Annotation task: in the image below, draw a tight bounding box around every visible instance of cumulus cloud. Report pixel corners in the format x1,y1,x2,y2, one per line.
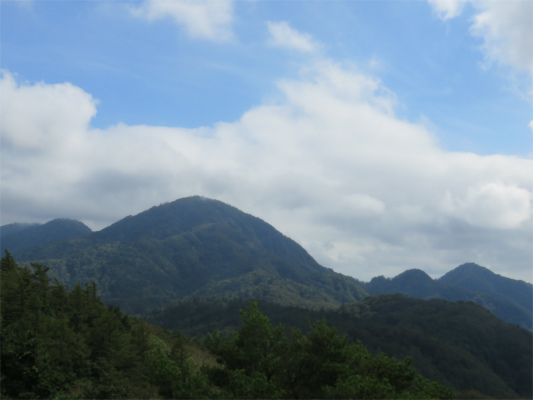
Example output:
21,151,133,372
1,65,531,282
428,0,533,77
131,0,234,41
267,21,319,53
0,72,97,150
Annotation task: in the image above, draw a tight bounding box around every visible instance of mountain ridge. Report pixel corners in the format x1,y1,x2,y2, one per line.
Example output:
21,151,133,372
11,196,366,314
5,196,531,329
1,218,92,252
364,262,532,330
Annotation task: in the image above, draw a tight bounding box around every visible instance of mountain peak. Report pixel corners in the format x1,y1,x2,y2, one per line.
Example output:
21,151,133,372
363,268,436,297
14,196,366,314
1,218,91,252
95,195,267,243
394,269,433,283
438,263,496,285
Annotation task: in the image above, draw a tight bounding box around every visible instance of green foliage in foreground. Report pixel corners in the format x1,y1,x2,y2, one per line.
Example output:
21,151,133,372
148,294,532,398
205,302,454,399
1,251,210,399
1,251,453,399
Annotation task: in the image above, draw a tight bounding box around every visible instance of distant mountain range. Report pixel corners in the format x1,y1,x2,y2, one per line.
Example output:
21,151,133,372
2,195,532,398
2,196,530,328
363,265,532,330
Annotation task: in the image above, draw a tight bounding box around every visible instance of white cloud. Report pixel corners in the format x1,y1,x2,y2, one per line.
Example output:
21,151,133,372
1,65,531,282
470,0,533,76
441,182,532,229
428,0,468,20
0,72,97,150
267,21,319,53
428,0,533,77
132,0,234,41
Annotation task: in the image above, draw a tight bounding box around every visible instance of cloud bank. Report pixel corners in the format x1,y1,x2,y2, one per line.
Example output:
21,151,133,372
1,63,531,282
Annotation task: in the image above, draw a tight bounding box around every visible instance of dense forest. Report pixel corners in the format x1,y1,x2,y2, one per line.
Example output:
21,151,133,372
1,251,454,399
146,296,532,398
2,198,532,399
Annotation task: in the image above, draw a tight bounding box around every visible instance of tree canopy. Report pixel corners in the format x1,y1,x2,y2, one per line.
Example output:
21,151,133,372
1,251,454,399
205,301,454,399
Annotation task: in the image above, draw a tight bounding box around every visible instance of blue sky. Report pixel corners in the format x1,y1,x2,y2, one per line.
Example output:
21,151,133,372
1,0,532,282
3,0,531,153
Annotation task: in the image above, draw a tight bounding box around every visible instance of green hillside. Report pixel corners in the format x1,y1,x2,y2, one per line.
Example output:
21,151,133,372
1,252,453,400
146,295,532,399
364,266,532,330
12,196,366,314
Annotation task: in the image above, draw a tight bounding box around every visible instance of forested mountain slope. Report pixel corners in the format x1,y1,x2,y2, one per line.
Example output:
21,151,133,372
7,196,531,330
146,295,532,399
1,252,454,400
0,222,40,237
439,263,532,313
11,196,366,315
1,218,91,252
363,266,532,330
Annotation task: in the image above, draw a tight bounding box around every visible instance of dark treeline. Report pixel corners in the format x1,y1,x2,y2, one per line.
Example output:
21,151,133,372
1,251,453,399
146,296,532,399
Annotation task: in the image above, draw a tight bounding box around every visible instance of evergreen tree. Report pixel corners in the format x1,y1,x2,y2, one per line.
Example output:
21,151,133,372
206,301,455,399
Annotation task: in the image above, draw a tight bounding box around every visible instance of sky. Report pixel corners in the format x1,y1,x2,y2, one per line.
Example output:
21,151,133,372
1,0,532,283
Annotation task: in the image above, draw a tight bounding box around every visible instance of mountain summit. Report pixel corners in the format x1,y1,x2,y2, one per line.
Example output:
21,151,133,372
13,196,366,314
363,263,532,330
1,218,91,252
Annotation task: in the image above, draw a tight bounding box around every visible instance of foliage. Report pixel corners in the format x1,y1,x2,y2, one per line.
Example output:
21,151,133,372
204,301,454,399
148,295,533,399
0,250,211,399
1,253,454,399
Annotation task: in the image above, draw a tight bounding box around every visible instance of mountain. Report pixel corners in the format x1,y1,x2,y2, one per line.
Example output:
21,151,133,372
363,264,532,330
12,196,367,315
1,218,92,252
0,252,455,400
364,269,439,298
6,196,532,398
146,295,532,399
438,262,532,310
0,222,40,237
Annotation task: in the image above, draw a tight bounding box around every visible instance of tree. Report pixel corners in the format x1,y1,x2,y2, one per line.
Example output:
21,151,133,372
206,301,455,399
206,301,287,398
